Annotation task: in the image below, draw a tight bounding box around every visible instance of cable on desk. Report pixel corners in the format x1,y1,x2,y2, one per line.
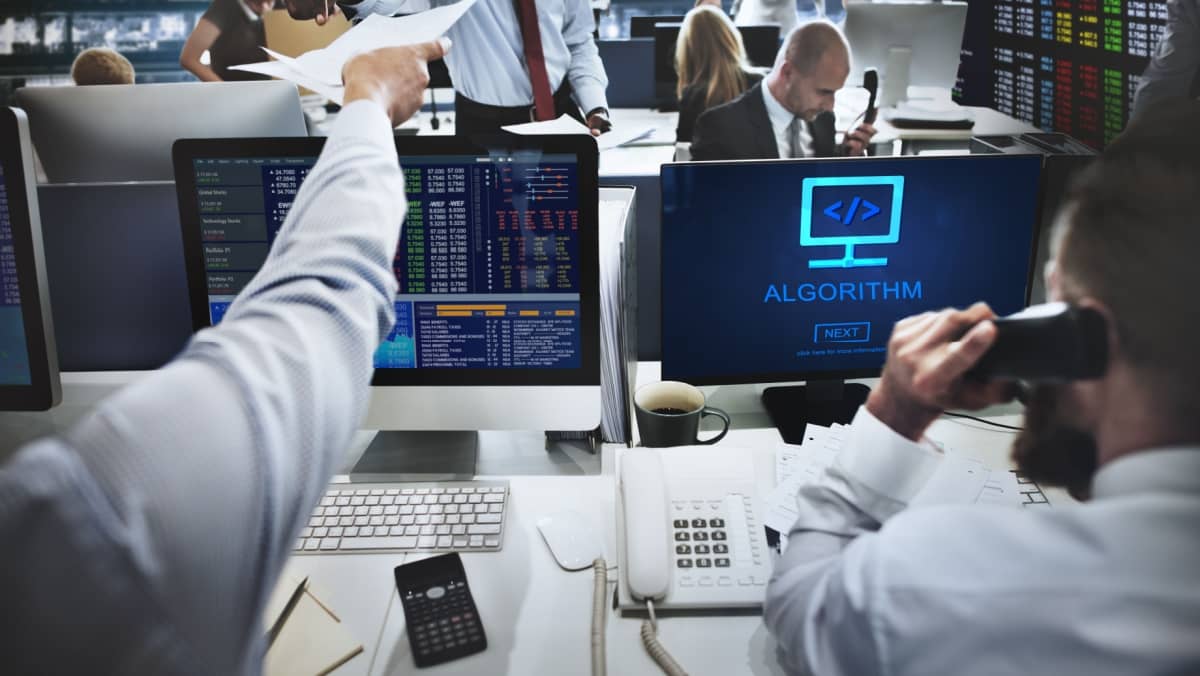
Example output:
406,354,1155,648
592,558,607,676
640,600,689,676
942,411,1024,432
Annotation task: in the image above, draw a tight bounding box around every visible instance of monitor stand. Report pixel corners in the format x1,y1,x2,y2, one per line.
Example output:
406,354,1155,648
761,380,870,444
350,431,479,482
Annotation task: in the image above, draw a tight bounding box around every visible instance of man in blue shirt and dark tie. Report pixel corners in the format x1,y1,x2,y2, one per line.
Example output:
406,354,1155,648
287,0,613,136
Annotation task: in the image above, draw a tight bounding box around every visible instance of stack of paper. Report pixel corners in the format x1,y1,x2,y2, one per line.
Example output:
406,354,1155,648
765,423,1045,538
232,0,478,104
596,188,638,443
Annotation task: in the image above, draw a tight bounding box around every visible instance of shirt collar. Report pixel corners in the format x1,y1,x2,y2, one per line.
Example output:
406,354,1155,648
761,80,796,130
1091,447,1200,499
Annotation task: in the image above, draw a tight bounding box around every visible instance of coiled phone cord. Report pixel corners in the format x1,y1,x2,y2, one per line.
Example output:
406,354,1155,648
592,558,607,676
640,600,689,676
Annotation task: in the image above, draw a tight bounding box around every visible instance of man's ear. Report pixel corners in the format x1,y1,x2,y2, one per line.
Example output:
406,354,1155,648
1074,296,1120,372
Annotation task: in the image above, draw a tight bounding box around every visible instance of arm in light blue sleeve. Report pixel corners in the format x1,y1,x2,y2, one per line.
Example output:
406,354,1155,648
58,100,406,670
562,0,609,115
763,407,942,675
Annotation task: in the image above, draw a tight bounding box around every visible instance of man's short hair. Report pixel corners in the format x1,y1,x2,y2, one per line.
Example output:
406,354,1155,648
71,48,135,86
1054,99,1200,421
780,21,849,75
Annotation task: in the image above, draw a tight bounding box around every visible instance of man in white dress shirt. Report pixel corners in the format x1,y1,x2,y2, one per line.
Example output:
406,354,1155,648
0,38,447,673
764,98,1200,675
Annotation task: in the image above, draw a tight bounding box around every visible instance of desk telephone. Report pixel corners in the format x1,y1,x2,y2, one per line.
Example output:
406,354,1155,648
617,447,772,610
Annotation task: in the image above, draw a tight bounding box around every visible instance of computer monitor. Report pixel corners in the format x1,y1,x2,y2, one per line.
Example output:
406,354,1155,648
953,0,1170,149
631,14,687,38
843,2,968,104
15,81,307,183
654,23,780,105
660,154,1042,440
37,182,192,371
0,108,59,411
174,135,601,476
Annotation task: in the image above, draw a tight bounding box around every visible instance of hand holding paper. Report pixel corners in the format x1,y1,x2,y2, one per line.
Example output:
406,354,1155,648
233,0,477,104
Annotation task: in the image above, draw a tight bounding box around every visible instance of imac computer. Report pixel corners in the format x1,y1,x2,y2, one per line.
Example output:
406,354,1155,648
843,2,968,106
174,135,601,476
0,108,59,411
653,23,780,106
660,154,1042,442
15,80,307,183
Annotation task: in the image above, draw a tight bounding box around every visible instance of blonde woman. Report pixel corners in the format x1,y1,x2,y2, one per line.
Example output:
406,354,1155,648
674,6,763,142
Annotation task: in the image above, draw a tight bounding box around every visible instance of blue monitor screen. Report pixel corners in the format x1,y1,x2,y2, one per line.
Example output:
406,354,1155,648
0,159,32,386
192,153,584,370
661,155,1042,384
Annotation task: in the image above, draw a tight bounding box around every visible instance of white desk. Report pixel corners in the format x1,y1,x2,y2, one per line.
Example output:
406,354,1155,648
281,362,1054,675
0,368,1056,674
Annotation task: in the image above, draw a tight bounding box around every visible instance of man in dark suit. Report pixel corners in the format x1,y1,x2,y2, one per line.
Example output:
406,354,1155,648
691,21,875,160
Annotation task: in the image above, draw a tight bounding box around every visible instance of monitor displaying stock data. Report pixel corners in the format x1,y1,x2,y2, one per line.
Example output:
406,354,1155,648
954,0,1169,148
175,136,600,387
0,107,59,410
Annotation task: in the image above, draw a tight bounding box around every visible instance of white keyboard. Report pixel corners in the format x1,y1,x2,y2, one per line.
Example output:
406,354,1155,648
295,481,509,554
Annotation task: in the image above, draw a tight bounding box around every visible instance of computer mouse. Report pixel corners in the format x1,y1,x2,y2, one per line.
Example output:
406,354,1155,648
536,510,604,571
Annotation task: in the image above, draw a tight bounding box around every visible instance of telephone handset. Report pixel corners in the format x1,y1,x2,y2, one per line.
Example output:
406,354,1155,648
617,447,772,611
967,302,1108,382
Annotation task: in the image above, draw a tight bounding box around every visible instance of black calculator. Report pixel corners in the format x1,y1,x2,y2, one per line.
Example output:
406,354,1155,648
394,553,487,668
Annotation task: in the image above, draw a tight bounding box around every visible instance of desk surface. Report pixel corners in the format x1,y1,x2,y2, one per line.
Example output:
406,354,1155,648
283,362,1045,675
1,379,1045,674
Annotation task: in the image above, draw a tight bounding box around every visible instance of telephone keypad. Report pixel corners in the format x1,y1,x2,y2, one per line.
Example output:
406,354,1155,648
668,496,767,589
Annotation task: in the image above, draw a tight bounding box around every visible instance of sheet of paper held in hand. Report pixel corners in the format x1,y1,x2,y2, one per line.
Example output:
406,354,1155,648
232,0,478,104
502,115,657,151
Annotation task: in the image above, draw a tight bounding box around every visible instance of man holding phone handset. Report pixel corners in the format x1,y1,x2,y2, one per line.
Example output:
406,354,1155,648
765,100,1200,674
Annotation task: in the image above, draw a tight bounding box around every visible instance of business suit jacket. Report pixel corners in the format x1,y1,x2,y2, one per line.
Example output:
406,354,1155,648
676,71,764,143
689,82,838,161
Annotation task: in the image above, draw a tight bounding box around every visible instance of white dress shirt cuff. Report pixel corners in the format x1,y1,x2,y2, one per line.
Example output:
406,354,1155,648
571,81,608,120
834,405,943,508
333,99,396,150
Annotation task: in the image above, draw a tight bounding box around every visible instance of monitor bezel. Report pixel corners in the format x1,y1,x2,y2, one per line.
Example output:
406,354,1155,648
0,107,60,411
659,153,1044,386
174,134,601,388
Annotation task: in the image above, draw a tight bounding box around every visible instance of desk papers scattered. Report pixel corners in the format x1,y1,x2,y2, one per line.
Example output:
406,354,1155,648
501,115,656,151
232,0,478,104
765,423,1043,538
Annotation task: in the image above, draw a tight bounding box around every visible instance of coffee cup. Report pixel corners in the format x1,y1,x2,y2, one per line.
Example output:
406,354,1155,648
634,381,731,448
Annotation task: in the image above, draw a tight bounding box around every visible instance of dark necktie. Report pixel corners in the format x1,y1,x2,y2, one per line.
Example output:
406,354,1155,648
788,117,804,158
513,0,556,121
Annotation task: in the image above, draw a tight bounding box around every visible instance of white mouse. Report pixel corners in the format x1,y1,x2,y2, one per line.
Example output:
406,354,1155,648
536,510,604,571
